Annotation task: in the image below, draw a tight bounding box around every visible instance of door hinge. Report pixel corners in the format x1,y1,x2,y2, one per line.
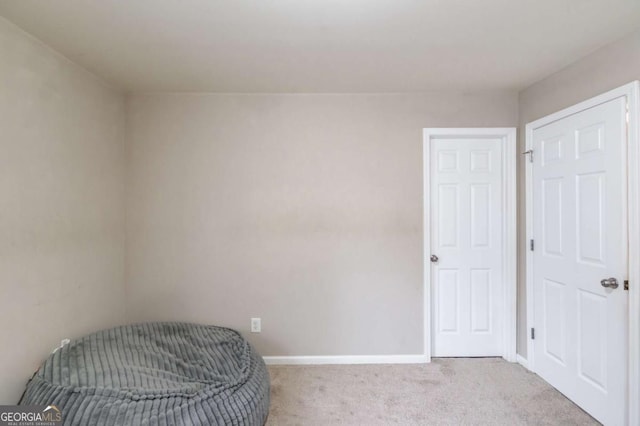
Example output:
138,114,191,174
522,150,534,163
624,280,629,291
531,328,535,340
530,239,534,251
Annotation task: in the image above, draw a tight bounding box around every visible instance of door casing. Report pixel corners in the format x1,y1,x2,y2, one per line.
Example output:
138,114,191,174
423,128,517,363
524,81,640,426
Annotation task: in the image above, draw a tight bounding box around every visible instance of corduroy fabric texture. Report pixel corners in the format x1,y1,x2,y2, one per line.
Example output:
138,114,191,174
20,322,270,425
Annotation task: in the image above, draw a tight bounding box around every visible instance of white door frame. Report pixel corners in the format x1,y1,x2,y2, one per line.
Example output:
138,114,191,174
524,81,640,425
423,128,517,363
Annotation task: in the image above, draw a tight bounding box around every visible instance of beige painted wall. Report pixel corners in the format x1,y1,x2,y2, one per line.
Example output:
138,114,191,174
516,29,640,357
0,17,126,402
126,92,518,356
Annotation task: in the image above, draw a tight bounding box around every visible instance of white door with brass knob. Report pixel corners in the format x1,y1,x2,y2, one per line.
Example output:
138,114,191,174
429,133,508,357
529,94,629,425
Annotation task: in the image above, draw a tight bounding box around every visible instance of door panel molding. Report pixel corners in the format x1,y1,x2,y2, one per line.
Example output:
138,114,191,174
525,81,640,426
422,128,517,363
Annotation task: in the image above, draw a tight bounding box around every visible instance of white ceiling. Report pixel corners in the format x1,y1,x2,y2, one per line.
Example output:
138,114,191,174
1,0,639,93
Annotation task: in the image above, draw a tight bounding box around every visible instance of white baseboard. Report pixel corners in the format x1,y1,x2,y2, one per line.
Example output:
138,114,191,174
263,354,429,365
516,354,529,370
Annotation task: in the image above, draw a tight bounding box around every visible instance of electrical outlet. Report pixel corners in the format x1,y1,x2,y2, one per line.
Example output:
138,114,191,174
51,338,70,354
251,318,261,333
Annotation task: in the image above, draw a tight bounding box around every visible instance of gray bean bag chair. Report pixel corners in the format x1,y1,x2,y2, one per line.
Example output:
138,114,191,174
20,322,270,425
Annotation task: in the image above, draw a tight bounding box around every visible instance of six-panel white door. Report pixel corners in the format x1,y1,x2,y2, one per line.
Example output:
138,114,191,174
431,137,504,356
531,97,628,425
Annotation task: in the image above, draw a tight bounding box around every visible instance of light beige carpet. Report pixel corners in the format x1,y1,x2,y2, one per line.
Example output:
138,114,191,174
267,358,598,425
